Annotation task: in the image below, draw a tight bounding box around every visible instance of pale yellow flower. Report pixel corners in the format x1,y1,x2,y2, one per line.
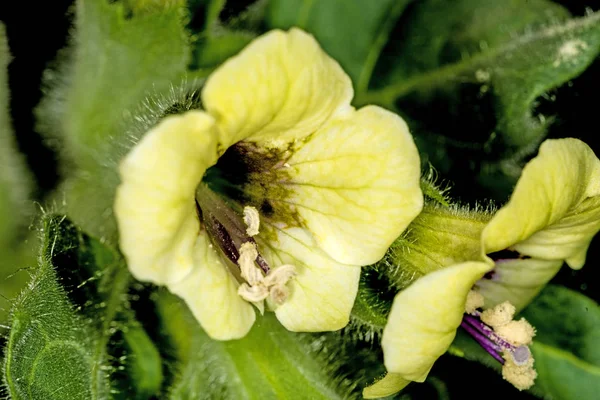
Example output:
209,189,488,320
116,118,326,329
365,138,600,397
114,29,423,340
477,138,600,309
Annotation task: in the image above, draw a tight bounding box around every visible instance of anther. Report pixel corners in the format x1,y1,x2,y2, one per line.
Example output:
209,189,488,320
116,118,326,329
238,242,263,285
243,206,260,236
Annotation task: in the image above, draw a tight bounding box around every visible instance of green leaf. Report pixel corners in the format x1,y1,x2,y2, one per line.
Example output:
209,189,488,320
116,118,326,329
266,0,414,95
190,0,265,70
37,0,194,241
191,29,255,69
2,215,161,399
154,290,352,399
523,285,600,399
356,0,600,198
3,216,108,400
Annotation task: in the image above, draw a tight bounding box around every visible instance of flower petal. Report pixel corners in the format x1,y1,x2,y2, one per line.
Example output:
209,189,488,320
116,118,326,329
115,111,219,285
285,106,423,265
258,227,361,332
475,258,562,311
363,373,410,399
382,262,491,381
483,139,600,269
202,28,353,147
169,231,256,340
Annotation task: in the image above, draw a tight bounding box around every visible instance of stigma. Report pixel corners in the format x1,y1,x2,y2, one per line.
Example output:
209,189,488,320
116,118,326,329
462,291,537,390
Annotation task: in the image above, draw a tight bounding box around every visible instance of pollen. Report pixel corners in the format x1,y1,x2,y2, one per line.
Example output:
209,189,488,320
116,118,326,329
238,282,269,303
465,290,485,314
480,301,515,328
502,353,537,391
238,242,263,285
495,319,536,346
243,206,261,236
264,264,297,305
270,284,291,305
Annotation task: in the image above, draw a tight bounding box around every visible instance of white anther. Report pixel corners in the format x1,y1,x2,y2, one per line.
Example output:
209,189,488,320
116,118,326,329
495,318,536,346
465,290,485,314
480,301,516,328
263,264,296,287
502,351,537,390
243,206,260,236
238,283,269,303
238,242,262,285
269,284,290,305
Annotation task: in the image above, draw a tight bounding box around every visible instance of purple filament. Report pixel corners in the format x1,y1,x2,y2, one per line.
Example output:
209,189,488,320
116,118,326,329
463,314,517,352
460,320,505,364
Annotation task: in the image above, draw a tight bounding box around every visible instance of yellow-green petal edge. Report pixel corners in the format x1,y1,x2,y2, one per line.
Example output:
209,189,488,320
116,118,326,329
286,106,423,266
115,111,219,285
483,138,600,269
363,373,410,399
202,28,353,147
382,262,492,382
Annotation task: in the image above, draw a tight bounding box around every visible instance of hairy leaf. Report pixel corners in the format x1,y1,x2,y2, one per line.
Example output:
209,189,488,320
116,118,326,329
37,0,193,241
2,215,161,399
357,0,600,200
154,290,352,399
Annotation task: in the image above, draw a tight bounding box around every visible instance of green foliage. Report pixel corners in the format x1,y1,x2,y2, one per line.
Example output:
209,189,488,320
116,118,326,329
155,291,352,400
2,215,160,399
37,0,193,241
524,286,600,399
266,0,414,94
357,0,600,199
3,216,110,399
190,0,263,70
3,1,600,399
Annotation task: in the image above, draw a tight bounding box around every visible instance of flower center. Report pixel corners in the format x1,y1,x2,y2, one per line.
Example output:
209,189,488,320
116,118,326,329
202,141,293,218
195,183,296,310
462,291,537,390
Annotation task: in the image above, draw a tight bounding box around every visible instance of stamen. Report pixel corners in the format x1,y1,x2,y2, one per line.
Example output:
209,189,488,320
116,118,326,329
238,242,263,286
502,353,537,390
264,264,297,305
243,206,260,236
269,284,290,305
238,283,269,302
263,264,296,287
511,345,531,366
207,215,240,265
465,290,484,314
194,184,296,308
461,301,537,390
480,301,515,328
495,319,536,346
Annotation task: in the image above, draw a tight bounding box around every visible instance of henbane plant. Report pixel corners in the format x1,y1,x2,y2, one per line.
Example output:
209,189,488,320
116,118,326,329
1,1,600,399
